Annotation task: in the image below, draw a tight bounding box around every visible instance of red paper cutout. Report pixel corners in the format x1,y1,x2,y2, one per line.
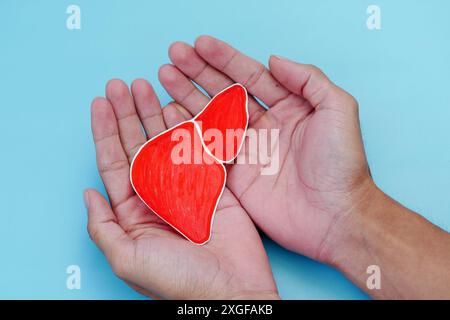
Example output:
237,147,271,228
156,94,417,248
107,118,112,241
194,84,248,162
131,121,226,244
130,84,248,244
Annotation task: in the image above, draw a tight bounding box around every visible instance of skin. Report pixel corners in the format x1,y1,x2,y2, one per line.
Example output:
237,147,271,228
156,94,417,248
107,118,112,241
86,80,278,300
87,36,450,299
159,36,369,262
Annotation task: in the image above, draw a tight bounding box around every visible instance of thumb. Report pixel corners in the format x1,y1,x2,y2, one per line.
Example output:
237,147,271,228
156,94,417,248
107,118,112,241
84,189,131,277
268,55,358,112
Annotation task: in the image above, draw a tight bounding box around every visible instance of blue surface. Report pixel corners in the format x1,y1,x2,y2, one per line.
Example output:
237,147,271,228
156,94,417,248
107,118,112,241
1,0,449,299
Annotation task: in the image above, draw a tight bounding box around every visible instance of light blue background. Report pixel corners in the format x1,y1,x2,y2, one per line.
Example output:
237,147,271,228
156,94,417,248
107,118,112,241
1,0,449,299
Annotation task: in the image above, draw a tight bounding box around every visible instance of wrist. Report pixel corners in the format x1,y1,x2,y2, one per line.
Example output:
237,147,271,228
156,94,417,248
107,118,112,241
319,179,410,298
317,174,450,299
319,178,388,269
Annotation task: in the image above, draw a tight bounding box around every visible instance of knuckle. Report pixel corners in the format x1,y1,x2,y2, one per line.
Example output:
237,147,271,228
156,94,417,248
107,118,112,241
244,63,265,89
306,64,322,75
87,223,99,243
340,89,359,108
127,143,144,158
348,94,359,108
99,159,129,174
165,101,177,109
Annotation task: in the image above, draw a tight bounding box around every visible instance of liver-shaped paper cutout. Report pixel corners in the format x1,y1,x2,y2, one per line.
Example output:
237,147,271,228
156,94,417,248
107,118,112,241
130,84,248,244
194,84,248,163
130,121,226,244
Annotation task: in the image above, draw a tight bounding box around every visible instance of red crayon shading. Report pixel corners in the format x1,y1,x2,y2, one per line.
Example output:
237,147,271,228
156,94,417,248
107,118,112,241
130,84,248,244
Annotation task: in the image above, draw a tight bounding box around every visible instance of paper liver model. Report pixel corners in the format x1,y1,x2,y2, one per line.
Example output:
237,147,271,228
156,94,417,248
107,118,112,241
130,84,248,244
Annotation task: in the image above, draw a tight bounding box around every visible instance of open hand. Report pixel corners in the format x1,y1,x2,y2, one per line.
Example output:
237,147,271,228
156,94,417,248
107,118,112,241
158,36,374,263
86,79,278,299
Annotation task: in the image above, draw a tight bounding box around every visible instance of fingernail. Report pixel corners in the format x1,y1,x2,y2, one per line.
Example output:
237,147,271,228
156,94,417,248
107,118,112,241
83,190,90,209
271,55,288,61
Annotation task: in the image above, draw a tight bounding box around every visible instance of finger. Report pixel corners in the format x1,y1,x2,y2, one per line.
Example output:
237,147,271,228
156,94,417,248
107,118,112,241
106,79,147,162
131,79,166,138
194,36,291,107
85,189,132,273
158,64,209,115
162,102,191,128
91,97,134,209
127,281,161,300
268,56,358,111
167,41,265,122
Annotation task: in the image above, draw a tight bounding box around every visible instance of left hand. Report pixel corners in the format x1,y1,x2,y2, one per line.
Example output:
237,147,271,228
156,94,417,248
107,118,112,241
158,36,373,263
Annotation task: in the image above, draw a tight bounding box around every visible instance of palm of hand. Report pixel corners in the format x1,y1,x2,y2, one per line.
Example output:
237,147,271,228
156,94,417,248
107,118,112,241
230,94,369,259
87,35,370,299
113,190,275,299
159,36,371,262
